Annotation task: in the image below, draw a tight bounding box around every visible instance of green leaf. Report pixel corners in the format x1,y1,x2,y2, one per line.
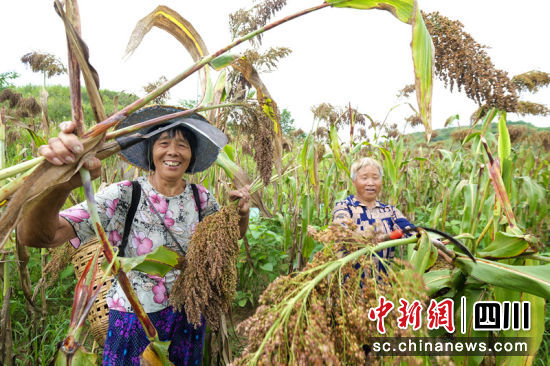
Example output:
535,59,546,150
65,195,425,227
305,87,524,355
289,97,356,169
478,231,530,259
260,262,274,272
409,230,432,274
119,246,181,277
497,111,511,163
455,257,550,300
210,53,238,70
329,125,350,177
238,298,247,307
494,283,545,365
423,269,451,296
328,0,414,23
411,7,433,141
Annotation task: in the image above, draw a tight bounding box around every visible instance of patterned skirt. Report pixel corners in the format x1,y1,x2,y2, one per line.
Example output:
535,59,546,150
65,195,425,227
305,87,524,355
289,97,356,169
102,307,205,365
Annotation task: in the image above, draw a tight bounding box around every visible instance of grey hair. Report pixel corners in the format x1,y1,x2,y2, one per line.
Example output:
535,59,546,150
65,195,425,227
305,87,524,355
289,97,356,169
350,157,383,181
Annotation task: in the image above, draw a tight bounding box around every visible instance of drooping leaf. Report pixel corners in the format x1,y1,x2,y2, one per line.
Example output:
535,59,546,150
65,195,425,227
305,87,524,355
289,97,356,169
13,121,46,146
328,0,414,23
478,231,531,259
455,256,550,300
411,5,433,141
118,246,181,277
124,5,212,103
206,69,228,123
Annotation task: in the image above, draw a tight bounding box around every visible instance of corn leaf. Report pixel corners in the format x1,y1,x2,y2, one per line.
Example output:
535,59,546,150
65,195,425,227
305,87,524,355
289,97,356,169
409,230,432,274
54,346,97,366
455,257,550,300
411,6,433,141
477,231,531,259
328,0,414,23
329,125,350,177
494,280,545,365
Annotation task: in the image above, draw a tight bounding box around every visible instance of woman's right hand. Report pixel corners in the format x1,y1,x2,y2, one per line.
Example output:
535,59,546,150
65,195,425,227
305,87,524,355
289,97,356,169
38,121,102,187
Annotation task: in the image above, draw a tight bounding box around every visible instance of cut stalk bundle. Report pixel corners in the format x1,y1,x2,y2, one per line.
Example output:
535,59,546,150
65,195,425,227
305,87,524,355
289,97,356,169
169,205,241,330
234,223,439,366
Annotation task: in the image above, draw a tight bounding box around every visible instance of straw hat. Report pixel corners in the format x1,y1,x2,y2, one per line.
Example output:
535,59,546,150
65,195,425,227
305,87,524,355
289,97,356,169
115,105,227,173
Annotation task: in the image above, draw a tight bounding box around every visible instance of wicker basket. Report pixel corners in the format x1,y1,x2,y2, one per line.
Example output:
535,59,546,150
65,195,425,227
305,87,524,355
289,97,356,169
69,238,115,347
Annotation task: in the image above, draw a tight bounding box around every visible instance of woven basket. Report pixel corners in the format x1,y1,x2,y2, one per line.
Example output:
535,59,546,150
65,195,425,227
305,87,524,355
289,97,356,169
69,238,115,347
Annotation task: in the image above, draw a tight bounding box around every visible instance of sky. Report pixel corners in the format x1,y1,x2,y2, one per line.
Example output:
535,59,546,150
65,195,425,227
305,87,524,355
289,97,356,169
1,0,548,133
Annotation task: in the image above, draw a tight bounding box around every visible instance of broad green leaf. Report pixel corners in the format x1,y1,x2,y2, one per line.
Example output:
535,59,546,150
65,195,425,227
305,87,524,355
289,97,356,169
210,53,238,70
379,147,397,184
494,281,545,366
118,246,181,277
411,7,433,141
478,231,530,259
328,0,414,23
260,262,274,272
452,287,489,366
423,269,451,296
497,111,511,163
409,230,432,274
329,125,350,177
455,257,550,300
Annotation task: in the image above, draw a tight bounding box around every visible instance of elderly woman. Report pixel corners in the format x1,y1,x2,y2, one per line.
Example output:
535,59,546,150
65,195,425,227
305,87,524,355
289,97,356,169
17,106,250,365
332,157,414,271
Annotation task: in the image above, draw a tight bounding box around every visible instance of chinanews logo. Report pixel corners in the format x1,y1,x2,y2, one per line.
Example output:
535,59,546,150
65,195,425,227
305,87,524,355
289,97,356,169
365,296,532,356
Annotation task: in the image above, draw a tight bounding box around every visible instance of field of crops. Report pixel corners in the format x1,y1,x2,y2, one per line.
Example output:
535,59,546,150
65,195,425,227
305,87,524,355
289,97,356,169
0,1,549,365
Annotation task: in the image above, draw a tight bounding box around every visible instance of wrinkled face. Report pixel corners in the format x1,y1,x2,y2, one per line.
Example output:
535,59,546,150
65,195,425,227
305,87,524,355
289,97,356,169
152,131,192,181
353,165,382,203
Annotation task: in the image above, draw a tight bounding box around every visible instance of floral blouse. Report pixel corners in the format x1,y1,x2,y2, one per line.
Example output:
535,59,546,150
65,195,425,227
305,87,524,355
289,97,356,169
60,176,219,313
332,195,414,271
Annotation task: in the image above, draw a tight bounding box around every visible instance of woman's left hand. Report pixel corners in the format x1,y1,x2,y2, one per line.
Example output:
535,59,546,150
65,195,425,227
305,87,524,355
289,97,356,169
229,185,251,216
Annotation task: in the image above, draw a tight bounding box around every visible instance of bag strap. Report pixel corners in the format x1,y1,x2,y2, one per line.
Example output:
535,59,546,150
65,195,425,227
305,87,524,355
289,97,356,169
120,180,141,256
190,183,203,222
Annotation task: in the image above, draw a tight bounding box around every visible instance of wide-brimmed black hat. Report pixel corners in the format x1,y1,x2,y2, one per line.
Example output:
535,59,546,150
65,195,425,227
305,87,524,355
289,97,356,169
115,105,227,173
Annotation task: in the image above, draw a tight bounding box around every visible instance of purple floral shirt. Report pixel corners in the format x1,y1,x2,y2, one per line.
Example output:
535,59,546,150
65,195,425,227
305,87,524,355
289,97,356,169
60,176,219,313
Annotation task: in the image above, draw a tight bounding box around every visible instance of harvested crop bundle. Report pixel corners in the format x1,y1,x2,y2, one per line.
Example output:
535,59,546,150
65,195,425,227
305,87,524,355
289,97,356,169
169,205,241,330
42,242,73,288
234,223,436,365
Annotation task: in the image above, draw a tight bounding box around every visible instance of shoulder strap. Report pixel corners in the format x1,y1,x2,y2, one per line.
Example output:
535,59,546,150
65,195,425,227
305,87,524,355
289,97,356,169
191,183,203,222
120,181,141,256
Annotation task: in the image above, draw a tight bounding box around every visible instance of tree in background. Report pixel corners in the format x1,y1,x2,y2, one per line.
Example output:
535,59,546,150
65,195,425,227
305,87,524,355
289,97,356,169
0,71,19,91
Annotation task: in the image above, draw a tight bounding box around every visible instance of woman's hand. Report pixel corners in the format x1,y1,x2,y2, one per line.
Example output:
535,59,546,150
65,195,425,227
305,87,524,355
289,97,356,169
229,184,251,216
38,121,101,189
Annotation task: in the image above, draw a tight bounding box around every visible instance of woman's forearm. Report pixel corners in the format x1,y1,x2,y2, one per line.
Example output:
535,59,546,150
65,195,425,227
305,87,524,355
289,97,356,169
16,184,74,248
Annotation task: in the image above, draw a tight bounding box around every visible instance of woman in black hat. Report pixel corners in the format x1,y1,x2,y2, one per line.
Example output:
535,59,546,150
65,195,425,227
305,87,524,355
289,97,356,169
17,106,251,365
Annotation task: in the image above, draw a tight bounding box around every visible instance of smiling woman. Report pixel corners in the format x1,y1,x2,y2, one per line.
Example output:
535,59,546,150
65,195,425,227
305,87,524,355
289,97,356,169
17,105,252,365
332,157,415,272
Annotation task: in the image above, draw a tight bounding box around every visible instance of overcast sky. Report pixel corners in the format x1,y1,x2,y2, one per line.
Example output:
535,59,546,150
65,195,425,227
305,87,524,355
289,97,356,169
1,0,548,133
